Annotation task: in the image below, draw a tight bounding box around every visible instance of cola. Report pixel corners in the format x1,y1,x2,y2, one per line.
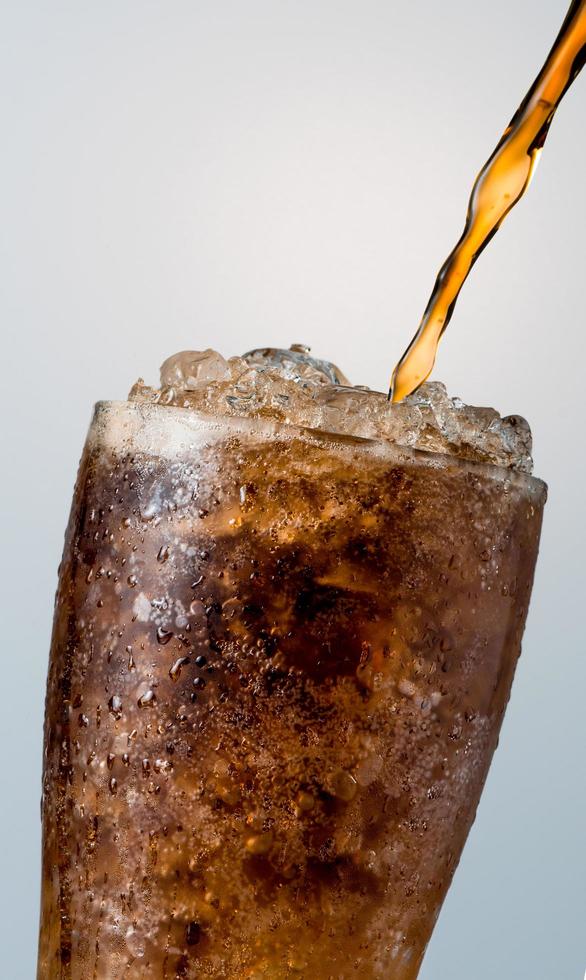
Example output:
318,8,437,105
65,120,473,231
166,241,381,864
38,353,545,978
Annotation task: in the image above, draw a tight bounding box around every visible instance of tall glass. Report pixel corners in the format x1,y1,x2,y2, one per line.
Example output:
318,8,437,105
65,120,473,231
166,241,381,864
38,400,545,979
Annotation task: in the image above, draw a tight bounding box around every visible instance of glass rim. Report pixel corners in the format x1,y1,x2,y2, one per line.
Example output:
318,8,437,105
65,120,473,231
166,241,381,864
89,399,547,497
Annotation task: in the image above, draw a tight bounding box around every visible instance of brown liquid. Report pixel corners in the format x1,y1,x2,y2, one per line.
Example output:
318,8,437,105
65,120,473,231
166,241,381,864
390,0,586,403
38,402,544,978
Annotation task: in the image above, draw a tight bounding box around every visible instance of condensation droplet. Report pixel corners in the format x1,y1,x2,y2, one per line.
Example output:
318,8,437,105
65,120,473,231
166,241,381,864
108,695,122,719
328,770,358,802
137,689,157,709
153,758,173,774
185,921,201,946
169,656,190,682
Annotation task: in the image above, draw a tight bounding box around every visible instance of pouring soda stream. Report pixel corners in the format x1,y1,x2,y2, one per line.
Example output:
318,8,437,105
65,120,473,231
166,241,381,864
390,0,586,403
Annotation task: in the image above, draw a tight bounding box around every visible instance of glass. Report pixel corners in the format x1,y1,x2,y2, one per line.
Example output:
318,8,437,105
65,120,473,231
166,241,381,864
37,399,545,979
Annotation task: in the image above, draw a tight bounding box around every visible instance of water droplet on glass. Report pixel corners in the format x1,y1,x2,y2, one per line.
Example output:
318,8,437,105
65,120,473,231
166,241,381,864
153,758,173,774
185,921,201,946
137,689,157,708
169,656,190,682
108,694,122,719
328,770,358,802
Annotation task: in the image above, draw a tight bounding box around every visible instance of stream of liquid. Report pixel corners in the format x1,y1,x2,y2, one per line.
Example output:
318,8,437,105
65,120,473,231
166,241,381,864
390,0,586,403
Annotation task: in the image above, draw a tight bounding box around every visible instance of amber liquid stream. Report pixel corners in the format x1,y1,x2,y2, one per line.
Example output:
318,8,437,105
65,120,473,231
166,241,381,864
390,0,586,402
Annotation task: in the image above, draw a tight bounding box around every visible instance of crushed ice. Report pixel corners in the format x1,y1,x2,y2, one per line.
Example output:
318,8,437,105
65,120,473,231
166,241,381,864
129,346,533,473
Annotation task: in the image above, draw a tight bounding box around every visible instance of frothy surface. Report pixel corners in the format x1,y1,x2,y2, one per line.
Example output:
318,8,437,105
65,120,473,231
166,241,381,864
129,346,533,473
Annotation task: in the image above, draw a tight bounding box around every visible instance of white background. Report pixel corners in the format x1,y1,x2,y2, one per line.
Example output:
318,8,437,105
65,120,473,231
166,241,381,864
1,1,584,976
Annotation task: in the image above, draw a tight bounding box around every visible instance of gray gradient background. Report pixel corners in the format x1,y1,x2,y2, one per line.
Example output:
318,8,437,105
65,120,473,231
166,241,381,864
1,2,584,977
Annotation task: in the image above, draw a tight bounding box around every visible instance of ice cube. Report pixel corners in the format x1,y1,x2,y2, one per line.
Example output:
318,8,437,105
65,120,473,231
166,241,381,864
160,350,231,390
